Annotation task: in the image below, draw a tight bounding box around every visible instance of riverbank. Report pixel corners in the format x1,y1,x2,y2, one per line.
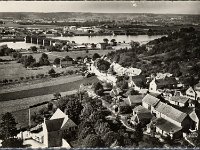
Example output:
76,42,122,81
0,37,24,43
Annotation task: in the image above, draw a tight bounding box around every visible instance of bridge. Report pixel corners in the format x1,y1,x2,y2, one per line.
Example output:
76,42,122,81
25,35,68,46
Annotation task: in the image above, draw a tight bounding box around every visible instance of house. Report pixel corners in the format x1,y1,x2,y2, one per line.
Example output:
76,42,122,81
186,85,200,101
125,95,144,107
142,94,160,113
130,105,153,126
96,43,108,50
149,77,178,93
154,102,191,130
53,58,74,68
188,108,200,131
43,108,77,148
146,101,193,139
153,118,183,139
124,68,142,77
168,96,189,107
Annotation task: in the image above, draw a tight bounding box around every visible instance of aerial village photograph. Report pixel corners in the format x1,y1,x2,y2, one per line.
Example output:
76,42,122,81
0,0,200,148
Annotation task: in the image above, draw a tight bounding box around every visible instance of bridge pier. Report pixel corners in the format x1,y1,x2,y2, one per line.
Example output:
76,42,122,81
25,36,32,43
32,37,37,44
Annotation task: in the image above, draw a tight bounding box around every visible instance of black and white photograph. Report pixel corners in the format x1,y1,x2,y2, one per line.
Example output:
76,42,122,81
0,0,200,148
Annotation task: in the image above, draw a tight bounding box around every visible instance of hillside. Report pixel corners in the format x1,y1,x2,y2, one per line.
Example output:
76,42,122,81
0,12,200,23
107,27,200,87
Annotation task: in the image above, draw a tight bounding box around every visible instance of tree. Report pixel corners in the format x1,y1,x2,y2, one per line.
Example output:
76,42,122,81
39,53,50,66
102,131,120,147
92,53,101,61
111,39,116,43
131,124,143,144
48,68,56,77
93,82,104,96
82,134,104,148
30,46,37,53
64,97,83,124
54,58,60,65
0,112,18,140
103,38,109,43
78,120,94,140
53,92,61,99
1,138,24,148
94,120,111,137
96,59,111,72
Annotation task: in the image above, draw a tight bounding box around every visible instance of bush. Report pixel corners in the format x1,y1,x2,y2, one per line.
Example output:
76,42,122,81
39,74,44,78
48,68,56,75
1,138,24,148
20,77,24,80
36,75,40,79
26,77,30,80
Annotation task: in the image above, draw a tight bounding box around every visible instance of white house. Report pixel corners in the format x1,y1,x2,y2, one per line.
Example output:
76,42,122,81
149,77,178,93
186,86,200,101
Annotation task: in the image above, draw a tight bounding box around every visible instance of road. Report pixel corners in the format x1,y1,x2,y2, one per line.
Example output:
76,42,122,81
0,76,98,101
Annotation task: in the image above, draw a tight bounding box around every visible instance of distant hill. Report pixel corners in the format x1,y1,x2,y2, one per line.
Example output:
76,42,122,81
106,27,200,87
0,12,199,23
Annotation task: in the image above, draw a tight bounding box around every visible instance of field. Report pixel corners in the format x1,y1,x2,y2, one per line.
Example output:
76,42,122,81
0,75,82,93
0,75,98,101
0,75,99,128
30,49,115,62
0,90,77,128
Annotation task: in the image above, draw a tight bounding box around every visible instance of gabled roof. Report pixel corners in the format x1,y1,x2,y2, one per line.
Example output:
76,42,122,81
49,108,77,130
142,94,160,107
155,102,187,123
170,96,189,104
50,108,67,120
132,105,153,120
61,118,77,130
45,118,64,132
133,105,151,114
128,95,144,104
154,118,182,134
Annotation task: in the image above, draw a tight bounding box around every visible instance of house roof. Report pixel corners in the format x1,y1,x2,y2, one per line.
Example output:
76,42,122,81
142,94,160,107
50,108,67,120
45,118,64,132
61,118,77,130
155,102,187,123
170,96,189,104
128,95,144,104
133,105,151,114
49,108,77,131
132,105,153,120
154,118,182,134
189,108,200,123
155,77,177,87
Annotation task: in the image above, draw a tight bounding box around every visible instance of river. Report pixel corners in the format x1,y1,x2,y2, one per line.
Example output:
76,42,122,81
0,35,164,49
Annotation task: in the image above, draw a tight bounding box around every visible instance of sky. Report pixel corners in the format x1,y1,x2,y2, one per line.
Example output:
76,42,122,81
0,1,199,14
